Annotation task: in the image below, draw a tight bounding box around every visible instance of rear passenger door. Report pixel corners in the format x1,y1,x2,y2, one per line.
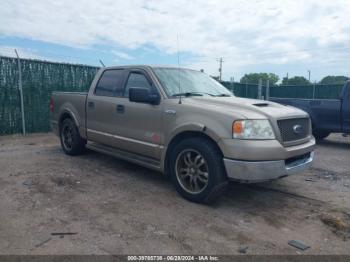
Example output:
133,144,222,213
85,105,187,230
86,69,126,145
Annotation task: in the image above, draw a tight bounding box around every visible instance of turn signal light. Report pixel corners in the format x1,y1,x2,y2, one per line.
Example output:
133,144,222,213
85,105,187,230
232,121,243,134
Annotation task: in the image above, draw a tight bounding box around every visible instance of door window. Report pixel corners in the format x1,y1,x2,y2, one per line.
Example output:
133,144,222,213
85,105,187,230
95,69,124,97
124,72,153,97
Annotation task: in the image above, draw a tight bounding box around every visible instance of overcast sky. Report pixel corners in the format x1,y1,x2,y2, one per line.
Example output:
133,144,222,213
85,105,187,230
0,0,349,82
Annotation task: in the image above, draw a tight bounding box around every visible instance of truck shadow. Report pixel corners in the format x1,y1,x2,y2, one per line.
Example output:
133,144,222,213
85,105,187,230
83,148,295,214
83,148,168,183
317,138,350,150
72,148,315,232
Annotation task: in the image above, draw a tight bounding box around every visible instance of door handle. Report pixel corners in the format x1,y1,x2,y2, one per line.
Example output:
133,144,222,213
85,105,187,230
88,101,95,109
116,104,125,113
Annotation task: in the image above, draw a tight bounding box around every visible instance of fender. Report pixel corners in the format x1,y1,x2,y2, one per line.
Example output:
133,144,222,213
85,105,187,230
59,108,79,126
160,122,223,172
166,122,221,145
59,107,88,139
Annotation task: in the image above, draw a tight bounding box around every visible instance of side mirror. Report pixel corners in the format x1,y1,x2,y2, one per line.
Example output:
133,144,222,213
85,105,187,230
129,87,160,105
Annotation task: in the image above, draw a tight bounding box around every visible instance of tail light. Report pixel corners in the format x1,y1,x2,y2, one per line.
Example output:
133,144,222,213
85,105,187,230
49,97,54,112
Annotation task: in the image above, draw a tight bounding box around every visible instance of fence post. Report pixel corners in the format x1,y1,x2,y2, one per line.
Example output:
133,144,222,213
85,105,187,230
14,49,26,135
245,79,248,97
312,81,316,99
266,79,270,100
258,78,262,99
230,77,234,94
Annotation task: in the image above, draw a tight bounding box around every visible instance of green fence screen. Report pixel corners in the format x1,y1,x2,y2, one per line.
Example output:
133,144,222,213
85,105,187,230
0,55,345,135
0,56,98,135
269,84,343,99
221,81,343,99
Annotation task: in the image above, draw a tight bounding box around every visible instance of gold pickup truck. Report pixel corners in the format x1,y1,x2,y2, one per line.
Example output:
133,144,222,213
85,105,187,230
50,65,315,203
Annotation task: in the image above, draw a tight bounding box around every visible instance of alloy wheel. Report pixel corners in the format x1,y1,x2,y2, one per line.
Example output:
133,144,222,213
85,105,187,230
175,149,209,194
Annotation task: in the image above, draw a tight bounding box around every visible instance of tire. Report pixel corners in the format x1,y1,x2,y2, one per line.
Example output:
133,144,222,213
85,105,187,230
59,118,86,156
313,130,330,141
168,137,228,203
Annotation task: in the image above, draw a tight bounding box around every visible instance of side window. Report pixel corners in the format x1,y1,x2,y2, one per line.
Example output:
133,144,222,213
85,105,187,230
95,69,124,97
124,72,153,97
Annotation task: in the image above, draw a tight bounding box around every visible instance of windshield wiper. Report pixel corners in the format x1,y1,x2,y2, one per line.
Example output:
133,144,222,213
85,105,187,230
214,94,231,97
172,92,204,97
171,91,230,97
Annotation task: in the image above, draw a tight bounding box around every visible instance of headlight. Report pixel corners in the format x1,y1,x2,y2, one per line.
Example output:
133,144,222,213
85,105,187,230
232,119,275,139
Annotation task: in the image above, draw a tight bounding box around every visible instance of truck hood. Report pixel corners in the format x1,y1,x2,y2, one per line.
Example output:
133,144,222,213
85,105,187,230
185,96,309,119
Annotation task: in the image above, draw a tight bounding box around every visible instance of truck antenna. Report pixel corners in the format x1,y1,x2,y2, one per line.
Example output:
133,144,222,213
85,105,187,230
177,34,182,104
99,59,106,67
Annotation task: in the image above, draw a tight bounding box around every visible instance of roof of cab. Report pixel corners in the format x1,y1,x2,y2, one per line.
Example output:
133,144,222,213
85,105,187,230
101,65,198,71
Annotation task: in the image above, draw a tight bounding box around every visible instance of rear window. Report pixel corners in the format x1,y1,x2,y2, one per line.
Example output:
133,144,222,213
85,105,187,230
95,69,124,97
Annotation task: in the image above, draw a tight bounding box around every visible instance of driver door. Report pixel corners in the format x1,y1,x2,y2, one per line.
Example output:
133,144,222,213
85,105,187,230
110,69,163,160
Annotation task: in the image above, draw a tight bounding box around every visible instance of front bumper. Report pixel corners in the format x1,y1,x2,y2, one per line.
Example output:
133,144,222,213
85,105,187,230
223,151,314,183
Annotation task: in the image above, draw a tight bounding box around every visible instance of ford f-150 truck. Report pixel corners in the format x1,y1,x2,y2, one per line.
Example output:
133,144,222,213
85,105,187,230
271,81,350,140
50,65,315,203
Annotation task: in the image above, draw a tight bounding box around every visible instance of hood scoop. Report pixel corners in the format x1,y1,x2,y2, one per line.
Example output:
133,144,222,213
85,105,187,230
253,103,270,107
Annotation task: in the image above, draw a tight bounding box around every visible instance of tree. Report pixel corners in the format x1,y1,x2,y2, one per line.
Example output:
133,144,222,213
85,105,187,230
281,76,311,85
319,76,349,85
240,73,279,85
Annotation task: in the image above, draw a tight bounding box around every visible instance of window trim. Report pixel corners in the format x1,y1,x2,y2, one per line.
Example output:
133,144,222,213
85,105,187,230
94,69,126,97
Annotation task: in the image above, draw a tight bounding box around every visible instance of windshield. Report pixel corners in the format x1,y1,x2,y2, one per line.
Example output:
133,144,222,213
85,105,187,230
153,68,232,97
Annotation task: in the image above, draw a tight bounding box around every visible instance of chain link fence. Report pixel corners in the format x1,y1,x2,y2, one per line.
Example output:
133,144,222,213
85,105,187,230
0,55,345,135
221,81,343,99
0,56,98,135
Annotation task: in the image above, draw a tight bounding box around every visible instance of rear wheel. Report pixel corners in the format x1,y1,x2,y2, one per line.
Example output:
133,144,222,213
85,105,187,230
169,137,228,203
60,118,86,155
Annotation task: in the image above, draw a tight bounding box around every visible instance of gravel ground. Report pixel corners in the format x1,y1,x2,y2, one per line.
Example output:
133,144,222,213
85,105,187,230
0,133,349,255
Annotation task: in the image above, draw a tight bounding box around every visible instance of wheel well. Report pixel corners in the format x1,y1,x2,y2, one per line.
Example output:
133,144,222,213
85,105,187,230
59,112,73,131
164,131,223,176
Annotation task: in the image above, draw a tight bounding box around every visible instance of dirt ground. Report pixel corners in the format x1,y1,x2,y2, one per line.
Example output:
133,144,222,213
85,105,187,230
0,133,349,255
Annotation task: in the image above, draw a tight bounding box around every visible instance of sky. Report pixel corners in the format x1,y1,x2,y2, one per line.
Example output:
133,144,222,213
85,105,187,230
0,0,349,82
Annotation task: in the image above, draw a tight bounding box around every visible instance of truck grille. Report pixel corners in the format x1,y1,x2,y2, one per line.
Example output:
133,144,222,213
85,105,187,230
277,118,310,142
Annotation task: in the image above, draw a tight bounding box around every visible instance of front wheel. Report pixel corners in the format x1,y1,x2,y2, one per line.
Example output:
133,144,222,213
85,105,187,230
168,137,228,203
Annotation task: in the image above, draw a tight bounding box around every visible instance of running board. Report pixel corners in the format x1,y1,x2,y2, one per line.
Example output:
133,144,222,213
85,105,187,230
86,142,161,171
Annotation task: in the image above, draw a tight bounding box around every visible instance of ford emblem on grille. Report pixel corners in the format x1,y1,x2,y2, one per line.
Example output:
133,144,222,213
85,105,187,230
293,124,303,134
